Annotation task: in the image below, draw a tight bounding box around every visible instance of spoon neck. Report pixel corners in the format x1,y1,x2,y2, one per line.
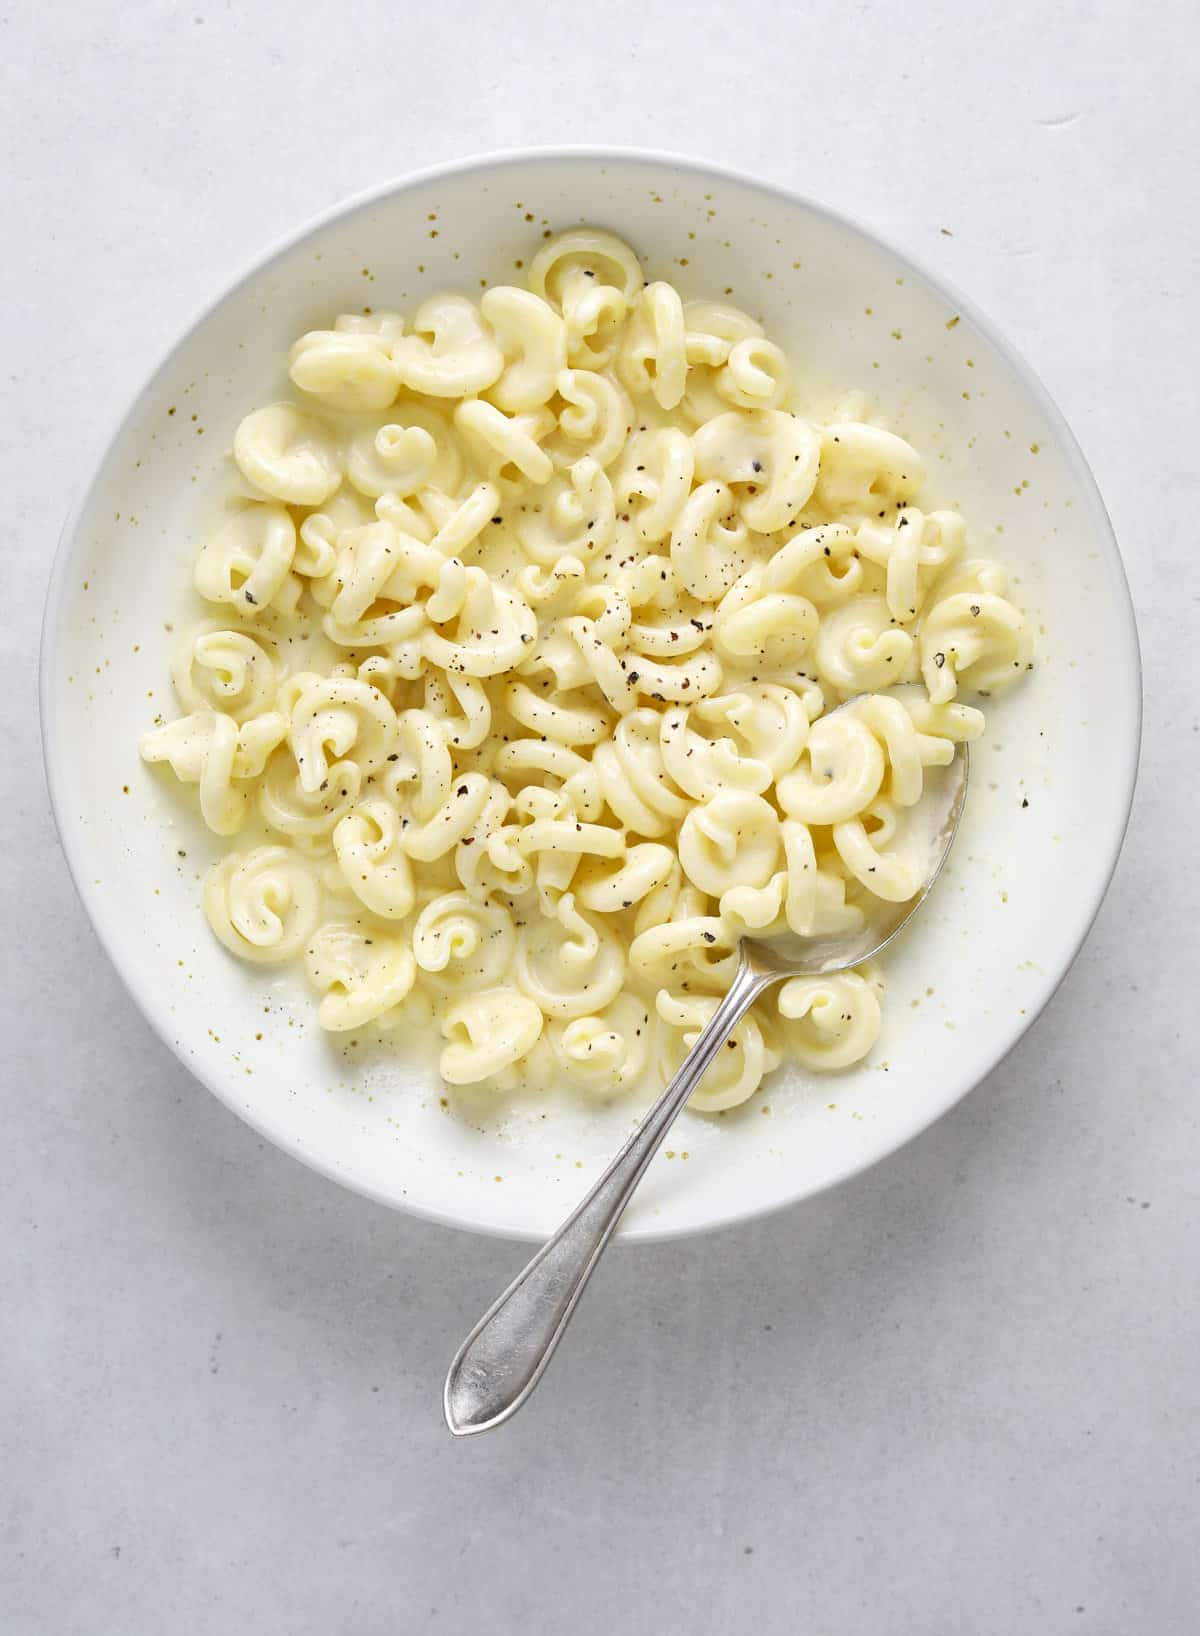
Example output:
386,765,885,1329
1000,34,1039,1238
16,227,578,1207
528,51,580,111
726,949,782,1007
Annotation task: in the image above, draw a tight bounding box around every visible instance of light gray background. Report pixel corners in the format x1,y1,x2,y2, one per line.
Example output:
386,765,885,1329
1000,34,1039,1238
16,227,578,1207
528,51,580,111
3,3,1196,1632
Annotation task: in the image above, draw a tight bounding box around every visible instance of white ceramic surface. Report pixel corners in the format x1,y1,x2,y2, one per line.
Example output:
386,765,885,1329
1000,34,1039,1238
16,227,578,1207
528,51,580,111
40,149,1140,1243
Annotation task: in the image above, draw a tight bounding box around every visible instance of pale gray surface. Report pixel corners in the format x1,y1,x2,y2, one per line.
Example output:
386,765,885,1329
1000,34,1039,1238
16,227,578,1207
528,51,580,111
2,2,1197,1631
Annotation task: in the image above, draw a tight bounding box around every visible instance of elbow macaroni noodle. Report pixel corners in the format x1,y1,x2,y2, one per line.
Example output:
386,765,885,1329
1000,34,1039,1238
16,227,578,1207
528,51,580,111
140,231,1032,1112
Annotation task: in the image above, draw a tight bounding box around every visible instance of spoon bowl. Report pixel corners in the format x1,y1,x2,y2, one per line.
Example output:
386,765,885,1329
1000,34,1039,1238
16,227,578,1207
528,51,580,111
444,734,970,1437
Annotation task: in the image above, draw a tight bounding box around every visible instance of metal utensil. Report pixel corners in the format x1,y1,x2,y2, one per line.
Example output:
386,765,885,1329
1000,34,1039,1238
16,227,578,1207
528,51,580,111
444,731,969,1437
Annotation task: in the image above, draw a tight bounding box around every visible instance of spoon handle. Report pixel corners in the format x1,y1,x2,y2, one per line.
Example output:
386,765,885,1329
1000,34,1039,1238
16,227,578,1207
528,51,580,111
444,954,772,1436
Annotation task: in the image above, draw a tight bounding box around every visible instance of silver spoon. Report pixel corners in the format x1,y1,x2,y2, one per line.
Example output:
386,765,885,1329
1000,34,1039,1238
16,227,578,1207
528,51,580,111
444,729,969,1437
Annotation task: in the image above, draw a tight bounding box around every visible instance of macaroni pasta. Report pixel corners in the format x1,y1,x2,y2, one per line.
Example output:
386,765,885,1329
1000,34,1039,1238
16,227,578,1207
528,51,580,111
140,231,1032,1112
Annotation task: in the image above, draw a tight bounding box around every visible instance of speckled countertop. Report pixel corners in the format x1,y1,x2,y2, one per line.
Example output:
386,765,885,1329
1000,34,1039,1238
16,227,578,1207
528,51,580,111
3,3,1197,1632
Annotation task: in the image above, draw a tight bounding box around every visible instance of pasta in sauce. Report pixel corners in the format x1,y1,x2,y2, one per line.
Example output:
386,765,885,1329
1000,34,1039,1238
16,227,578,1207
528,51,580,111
140,230,1032,1111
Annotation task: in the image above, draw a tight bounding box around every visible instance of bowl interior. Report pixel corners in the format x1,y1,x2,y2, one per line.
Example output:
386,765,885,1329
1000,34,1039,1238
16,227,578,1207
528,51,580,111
42,152,1139,1240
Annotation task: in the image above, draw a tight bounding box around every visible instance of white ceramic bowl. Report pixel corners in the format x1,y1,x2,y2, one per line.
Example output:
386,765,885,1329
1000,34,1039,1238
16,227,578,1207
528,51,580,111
41,149,1140,1242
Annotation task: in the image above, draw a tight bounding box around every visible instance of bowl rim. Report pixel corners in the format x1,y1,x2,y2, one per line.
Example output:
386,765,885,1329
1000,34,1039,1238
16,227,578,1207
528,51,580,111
39,144,1143,1244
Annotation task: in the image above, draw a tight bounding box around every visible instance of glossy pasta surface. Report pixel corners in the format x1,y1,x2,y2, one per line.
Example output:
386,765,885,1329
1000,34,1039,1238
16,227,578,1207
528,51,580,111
140,231,1032,1110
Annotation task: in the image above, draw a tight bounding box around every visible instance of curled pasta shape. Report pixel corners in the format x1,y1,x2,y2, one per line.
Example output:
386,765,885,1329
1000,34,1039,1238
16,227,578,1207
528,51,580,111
423,668,492,751
373,490,436,546
630,849,683,930
717,337,791,410
351,653,412,709
678,791,782,899
351,404,462,500
678,366,728,428
506,787,583,908
431,482,506,558
454,398,555,490
529,228,644,309
919,566,1033,701
618,281,688,409
439,988,544,1086
515,456,615,564
259,747,363,838
680,300,765,423
204,845,319,964
631,898,736,989
516,554,586,612
514,806,625,864
606,551,683,614
412,891,517,991
397,772,497,863
529,231,643,369
564,284,629,369
659,704,770,799
702,684,814,775
222,712,289,781
762,523,859,602
421,563,537,678
387,709,493,860
626,595,711,659
304,923,416,1030
852,692,954,806
683,299,764,366
712,565,819,669
345,419,438,500
505,680,612,746
692,409,820,533
777,709,886,824
573,842,677,913
544,368,632,470
481,286,567,412
515,893,625,1018
593,708,689,836
303,494,381,609
814,595,915,695
778,967,883,1068
615,427,694,545
832,798,929,902
656,991,781,1113
288,677,396,794
719,870,790,934
854,507,964,622
438,777,507,894
171,627,277,723
194,504,297,615
555,613,629,706
571,614,723,713
815,423,925,517
293,514,339,584
233,403,342,506
661,681,812,801
332,800,415,918
780,820,866,939
902,695,986,743
288,328,399,411
139,709,283,835
318,524,429,650
495,734,592,794
671,480,751,601
471,822,535,901
391,294,503,397
548,994,652,1096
